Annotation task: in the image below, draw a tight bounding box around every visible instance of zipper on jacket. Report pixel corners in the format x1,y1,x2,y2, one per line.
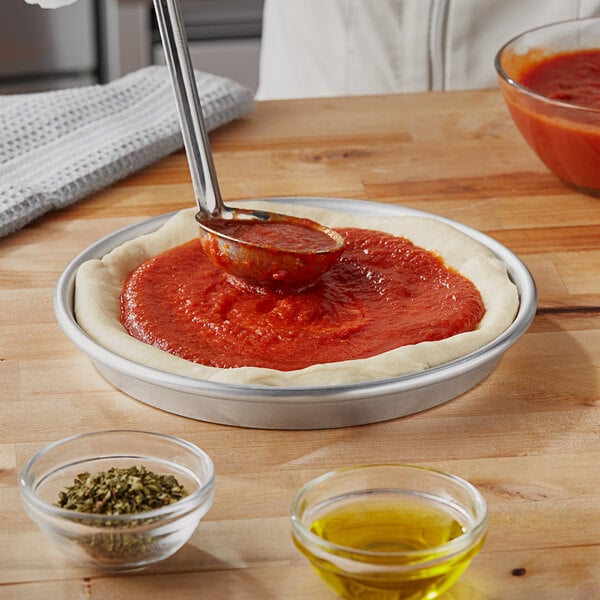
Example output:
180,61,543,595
428,0,450,90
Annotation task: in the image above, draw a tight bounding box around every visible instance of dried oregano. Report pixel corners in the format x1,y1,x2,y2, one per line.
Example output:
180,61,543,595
56,465,188,515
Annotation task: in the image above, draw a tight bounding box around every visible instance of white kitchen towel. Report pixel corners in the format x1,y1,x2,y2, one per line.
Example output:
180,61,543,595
0,66,254,238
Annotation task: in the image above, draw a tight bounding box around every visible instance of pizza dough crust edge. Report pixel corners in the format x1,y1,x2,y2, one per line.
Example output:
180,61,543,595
74,202,520,387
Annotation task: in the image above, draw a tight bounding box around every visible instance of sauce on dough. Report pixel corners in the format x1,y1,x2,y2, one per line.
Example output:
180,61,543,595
120,228,485,371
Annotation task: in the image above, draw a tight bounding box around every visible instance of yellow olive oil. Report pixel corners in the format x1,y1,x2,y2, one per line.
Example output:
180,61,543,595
294,491,484,600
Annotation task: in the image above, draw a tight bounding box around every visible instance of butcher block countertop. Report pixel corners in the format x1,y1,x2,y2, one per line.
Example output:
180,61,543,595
1,90,599,599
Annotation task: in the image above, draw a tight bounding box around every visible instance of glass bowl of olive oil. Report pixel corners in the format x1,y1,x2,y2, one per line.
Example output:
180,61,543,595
290,464,487,600
19,430,215,572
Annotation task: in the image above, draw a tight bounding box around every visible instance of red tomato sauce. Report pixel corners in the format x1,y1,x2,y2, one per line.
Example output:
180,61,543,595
519,49,600,108
502,48,600,192
207,219,338,252
120,228,485,371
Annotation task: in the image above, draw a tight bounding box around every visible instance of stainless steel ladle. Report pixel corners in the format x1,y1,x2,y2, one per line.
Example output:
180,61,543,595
153,0,344,289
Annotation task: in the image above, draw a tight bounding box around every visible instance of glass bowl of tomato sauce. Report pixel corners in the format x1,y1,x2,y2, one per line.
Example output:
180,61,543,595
496,18,600,196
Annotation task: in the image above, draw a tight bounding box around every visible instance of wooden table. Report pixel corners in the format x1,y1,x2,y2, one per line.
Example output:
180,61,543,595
2,90,599,599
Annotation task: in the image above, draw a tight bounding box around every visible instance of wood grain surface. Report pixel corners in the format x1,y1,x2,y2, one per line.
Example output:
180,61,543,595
1,90,599,599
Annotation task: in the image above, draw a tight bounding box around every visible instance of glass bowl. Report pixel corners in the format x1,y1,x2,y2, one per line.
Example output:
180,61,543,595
19,430,215,572
496,18,600,196
290,464,488,600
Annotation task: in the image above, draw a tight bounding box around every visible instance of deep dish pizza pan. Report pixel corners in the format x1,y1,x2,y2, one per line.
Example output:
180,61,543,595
54,197,537,429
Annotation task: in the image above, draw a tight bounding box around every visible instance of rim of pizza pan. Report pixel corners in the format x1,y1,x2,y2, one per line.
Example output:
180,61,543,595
53,197,537,402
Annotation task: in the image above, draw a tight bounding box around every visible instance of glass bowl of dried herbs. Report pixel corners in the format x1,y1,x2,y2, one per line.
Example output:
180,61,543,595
18,430,215,572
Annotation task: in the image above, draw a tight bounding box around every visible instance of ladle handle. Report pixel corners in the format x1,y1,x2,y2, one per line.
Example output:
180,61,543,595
153,0,224,217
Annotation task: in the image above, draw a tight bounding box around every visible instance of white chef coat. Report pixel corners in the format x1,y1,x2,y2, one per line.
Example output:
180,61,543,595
256,0,600,99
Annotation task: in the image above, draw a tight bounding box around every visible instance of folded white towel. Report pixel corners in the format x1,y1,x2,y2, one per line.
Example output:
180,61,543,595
0,66,254,238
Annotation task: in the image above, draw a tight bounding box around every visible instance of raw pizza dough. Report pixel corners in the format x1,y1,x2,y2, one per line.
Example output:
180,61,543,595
75,201,519,387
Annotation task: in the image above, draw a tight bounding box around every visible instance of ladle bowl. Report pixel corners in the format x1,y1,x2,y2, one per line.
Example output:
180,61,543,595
196,207,345,289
